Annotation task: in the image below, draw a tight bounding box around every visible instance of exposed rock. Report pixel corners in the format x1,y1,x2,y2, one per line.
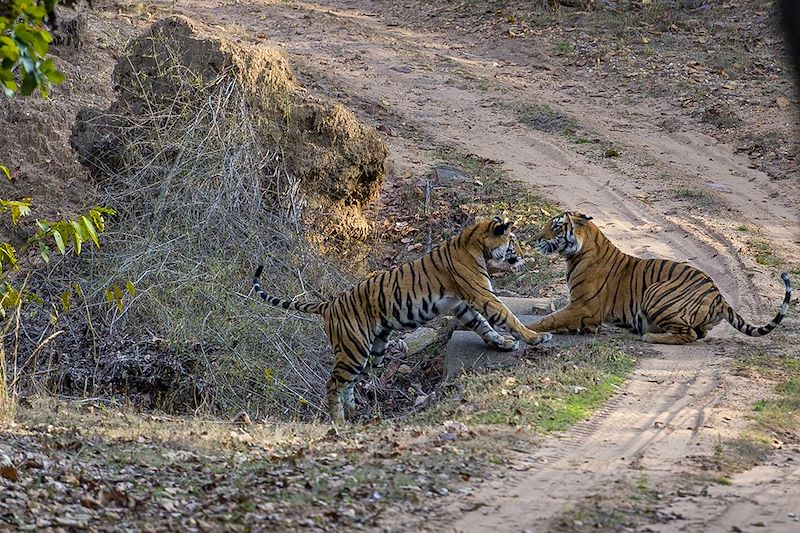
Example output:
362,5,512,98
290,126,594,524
403,327,439,356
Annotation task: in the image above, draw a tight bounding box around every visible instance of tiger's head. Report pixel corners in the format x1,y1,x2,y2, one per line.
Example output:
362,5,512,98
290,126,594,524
478,217,523,266
534,211,594,257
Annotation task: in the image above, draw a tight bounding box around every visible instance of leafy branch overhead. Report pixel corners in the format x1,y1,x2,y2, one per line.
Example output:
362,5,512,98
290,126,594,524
0,0,64,97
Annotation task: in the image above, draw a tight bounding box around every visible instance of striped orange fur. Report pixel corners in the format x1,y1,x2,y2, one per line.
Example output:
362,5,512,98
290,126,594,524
528,212,791,344
253,218,551,422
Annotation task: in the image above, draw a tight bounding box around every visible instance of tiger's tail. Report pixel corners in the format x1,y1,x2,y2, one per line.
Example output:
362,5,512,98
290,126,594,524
726,272,792,337
252,265,329,315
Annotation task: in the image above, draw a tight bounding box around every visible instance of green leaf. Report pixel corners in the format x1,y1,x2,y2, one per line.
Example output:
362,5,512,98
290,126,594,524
60,290,71,312
89,206,115,232
45,68,64,84
80,215,99,248
1,198,32,224
69,220,84,255
0,36,19,62
52,229,66,254
0,243,18,269
27,292,44,306
29,31,50,57
39,57,63,84
10,201,31,224
23,5,48,22
125,280,135,296
0,282,21,314
38,240,49,263
20,70,37,96
2,82,17,97
0,165,10,181
70,219,88,239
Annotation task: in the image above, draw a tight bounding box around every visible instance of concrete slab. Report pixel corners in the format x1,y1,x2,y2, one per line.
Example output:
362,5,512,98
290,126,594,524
498,296,555,317
444,314,601,379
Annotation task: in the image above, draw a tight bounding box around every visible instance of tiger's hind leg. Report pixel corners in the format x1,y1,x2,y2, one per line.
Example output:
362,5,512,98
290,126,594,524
326,333,372,423
453,302,519,351
327,366,366,422
639,281,706,345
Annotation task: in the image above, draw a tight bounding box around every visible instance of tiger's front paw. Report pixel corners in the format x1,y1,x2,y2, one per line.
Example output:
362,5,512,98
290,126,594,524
494,335,520,352
529,332,552,345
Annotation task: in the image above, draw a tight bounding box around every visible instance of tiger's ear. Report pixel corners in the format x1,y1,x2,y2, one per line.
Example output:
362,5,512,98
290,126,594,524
493,219,512,236
573,212,593,225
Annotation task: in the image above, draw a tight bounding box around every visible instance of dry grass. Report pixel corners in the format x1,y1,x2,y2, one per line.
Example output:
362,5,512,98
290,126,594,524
12,50,354,421
0,319,16,423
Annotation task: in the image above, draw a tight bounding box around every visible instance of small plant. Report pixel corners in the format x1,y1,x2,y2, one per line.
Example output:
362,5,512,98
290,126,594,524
0,200,115,317
748,240,783,268
713,443,724,461
516,103,577,134
0,172,117,421
674,189,704,198
554,41,574,56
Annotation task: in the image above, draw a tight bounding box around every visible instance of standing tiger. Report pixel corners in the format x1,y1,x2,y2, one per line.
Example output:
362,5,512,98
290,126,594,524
252,217,552,422
527,212,792,344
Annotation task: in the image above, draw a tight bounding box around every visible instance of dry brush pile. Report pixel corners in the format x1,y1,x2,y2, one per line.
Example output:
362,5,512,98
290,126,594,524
12,16,389,420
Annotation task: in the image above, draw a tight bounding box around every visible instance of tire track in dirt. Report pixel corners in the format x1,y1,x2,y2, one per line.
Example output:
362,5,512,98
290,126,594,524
442,337,800,533
158,2,799,530
443,348,725,531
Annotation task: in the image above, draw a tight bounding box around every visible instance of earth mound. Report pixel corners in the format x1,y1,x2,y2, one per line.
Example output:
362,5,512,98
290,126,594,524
72,15,387,245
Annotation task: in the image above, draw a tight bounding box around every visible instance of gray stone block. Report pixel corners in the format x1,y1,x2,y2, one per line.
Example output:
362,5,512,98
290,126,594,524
444,314,597,379
498,296,556,317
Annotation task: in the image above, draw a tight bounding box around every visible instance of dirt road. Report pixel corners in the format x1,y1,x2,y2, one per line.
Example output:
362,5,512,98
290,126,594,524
155,1,800,530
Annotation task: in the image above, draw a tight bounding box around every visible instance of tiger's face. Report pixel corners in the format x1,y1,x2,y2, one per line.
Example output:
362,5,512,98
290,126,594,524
504,232,524,266
481,217,521,264
534,212,593,257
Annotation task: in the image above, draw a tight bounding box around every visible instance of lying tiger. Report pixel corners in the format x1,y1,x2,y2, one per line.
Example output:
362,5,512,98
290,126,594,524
528,211,792,344
253,217,552,422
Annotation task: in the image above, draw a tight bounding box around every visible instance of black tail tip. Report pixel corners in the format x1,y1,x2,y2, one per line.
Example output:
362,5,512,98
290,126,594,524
254,265,264,279
781,271,791,285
